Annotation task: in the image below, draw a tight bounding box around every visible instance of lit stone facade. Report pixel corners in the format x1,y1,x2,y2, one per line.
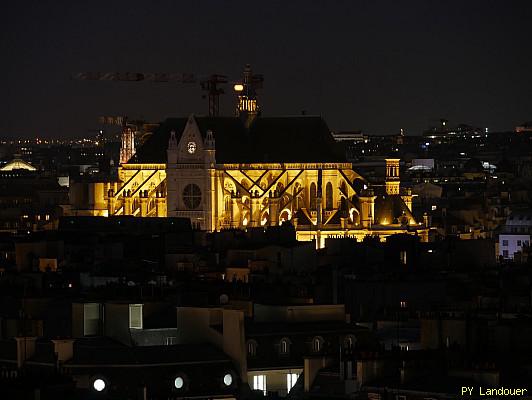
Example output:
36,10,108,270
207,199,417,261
71,115,429,247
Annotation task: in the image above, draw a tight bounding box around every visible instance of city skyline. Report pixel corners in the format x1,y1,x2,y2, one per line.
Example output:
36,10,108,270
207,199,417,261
2,0,532,138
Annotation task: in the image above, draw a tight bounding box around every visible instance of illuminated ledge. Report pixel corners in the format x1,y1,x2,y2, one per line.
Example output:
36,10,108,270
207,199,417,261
221,162,353,170
121,163,166,170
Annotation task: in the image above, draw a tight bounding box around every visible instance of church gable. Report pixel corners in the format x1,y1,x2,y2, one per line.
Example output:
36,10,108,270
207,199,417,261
177,115,204,163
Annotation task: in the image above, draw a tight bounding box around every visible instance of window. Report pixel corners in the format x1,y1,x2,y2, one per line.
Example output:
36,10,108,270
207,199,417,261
344,335,355,352
182,184,202,209
83,303,101,336
129,304,143,329
280,338,290,355
325,182,333,210
503,250,509,258
166,337,177,345
502,240,508,246
253,374,266,395
399,251,407,265
517,240,522,246
312,336,323,353
247,340,257,357
309,183,317,210
286,373,299,393
400,300,408,308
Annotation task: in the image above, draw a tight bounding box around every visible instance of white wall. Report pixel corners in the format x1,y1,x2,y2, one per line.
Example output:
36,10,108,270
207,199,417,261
499,234,530,259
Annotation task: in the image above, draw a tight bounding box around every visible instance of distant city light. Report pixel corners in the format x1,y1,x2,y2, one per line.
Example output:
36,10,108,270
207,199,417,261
174,376,184,389
93,378,106,392
223,373,233,386
234,84,244,92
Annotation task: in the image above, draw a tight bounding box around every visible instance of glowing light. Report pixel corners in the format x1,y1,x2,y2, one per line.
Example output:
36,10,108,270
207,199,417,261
242,217,248,226
233,84,244,92
93,379,106,392
174,377,184,389
223,373,233,386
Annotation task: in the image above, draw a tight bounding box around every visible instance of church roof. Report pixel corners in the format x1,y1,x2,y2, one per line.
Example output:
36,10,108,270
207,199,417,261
374,195,416,225
132,115,344,164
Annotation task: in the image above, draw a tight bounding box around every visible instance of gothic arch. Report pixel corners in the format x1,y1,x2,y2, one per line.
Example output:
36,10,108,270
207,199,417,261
325,182,333,210
309,182,317,210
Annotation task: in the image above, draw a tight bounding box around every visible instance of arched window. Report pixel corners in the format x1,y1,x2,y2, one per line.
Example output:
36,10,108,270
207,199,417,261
340,181,347,196
279,338,291,355
312,336,324,353
310,183,317,210
224,196,231,213
344,335,355,352
325,182,333,210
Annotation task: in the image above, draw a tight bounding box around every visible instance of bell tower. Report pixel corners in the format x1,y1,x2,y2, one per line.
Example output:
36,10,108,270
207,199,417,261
385,158,400,195
119,125,136,164
234,64,263,128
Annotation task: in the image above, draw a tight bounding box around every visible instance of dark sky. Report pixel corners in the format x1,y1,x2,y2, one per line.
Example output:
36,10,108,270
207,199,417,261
2,0,532,137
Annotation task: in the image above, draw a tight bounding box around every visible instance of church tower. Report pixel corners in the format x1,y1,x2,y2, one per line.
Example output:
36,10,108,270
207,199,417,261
119,125,136,164
234,64,263,128
385,158,400,195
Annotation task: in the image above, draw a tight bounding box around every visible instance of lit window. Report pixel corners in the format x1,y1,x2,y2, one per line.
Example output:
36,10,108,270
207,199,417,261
400,301,408,308
253,375,266,395
286,373,299,393
129,304,143,329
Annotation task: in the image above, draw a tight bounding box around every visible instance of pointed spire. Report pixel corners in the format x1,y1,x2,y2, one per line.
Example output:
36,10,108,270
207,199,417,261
205,129,215,149
168,130,177,149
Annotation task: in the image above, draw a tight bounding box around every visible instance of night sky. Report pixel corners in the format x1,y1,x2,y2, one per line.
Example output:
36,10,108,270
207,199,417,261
2,0,532,138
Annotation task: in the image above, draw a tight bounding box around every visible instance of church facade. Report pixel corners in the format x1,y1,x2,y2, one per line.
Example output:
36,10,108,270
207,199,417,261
70,115,429,247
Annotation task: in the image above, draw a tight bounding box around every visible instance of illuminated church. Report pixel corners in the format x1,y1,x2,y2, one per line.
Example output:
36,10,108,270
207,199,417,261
70,71,429,247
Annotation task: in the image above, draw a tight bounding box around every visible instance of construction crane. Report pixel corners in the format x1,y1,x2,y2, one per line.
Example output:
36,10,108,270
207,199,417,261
73,71,227,117
72,65,263,118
